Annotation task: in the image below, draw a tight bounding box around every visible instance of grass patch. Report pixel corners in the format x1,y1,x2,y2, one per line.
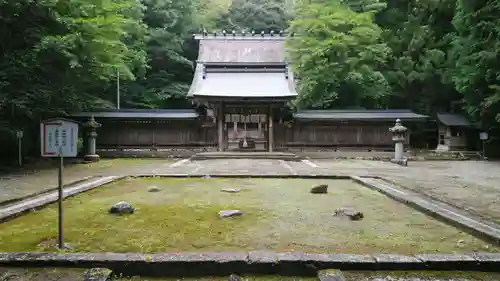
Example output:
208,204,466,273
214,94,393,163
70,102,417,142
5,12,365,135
118,272,500,281
0,178,498,254
120,276,315,281
0,267,85,281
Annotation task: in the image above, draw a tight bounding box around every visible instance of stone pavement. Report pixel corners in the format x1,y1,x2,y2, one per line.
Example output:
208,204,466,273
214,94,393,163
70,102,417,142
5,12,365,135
1,158,500,224
0,159,173,203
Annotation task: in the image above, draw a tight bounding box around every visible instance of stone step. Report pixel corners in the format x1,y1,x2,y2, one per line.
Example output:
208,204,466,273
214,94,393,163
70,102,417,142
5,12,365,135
191,151,302,161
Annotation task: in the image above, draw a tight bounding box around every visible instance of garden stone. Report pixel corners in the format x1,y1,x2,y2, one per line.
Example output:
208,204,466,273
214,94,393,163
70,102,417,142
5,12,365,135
221,188,240,193
333,207,364,221
219,210,243,218
148,186,160,192
109,201,135,215
228,274,243,281
318,270,345,281
311,184,328,194
83,268,112,281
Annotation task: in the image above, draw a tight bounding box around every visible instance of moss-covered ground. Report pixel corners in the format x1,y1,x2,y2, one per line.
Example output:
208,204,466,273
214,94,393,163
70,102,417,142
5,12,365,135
343,271,500,281
0,267,85,281
0,178,497,254
120,276,315,281
118,272,500,281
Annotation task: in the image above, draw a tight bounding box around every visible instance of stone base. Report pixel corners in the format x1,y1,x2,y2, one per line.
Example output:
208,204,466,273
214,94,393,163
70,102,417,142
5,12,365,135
83,154,100,162
390,158,408,166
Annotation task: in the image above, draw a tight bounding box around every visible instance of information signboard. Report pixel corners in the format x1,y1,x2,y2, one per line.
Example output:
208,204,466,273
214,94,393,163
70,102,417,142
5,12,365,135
480,132,489,140
40,119,79,157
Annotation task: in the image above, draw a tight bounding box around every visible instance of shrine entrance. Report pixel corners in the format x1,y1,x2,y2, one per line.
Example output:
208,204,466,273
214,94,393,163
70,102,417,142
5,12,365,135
225,112,267,151
223,104,270,151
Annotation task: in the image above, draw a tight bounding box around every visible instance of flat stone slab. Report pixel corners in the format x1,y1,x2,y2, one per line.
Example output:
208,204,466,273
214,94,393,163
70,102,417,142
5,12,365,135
415,254,476,262
277,252,332,262
373,254,424,270
247,251,278,263
329,254,377,264
0,176,122,221
415,254,478,270
152,252,248,263
470,252,500,262
373,254,422,263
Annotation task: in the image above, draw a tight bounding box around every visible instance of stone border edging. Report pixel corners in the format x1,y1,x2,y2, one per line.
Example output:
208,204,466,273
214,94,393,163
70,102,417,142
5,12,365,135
0,252,499,277
133,174,352,179
352,176,500,245
0,176,97,207
0,176,124,222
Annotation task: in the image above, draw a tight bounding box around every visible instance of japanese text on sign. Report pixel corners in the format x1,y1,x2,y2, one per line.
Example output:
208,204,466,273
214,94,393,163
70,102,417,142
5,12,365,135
40,119,79,158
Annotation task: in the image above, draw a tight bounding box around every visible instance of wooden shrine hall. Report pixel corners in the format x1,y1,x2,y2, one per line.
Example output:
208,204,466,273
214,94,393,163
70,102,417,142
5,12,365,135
71,31,429,154
187,32,297,152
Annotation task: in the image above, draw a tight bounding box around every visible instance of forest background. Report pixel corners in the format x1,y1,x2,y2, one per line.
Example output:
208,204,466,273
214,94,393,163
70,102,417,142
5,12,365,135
0,0,499,161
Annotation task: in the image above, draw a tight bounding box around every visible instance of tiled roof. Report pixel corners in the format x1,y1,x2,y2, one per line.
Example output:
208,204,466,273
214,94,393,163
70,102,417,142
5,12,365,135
294,110,428,121
198,39,286,63
188,70,297,98
436,113,471,127
189,35,295,99
71,109,198,119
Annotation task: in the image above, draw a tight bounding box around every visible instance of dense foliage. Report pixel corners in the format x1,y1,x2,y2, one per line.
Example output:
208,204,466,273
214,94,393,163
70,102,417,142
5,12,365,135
288,0,500,150
0,0,499,160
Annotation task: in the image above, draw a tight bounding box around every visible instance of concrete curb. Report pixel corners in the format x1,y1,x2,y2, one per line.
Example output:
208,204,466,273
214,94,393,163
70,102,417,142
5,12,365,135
352,176,500,245
0,252,499,277
133,174,352,179
0,176,124,222
0,176,97,207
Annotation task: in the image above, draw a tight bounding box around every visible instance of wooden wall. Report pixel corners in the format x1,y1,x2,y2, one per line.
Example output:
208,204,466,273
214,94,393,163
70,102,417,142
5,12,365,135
274,121,409,148
94,119,409,149
96,119,217,148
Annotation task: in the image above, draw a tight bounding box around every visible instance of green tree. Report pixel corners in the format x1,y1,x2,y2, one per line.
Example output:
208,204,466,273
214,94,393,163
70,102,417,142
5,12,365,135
449,0,500,124
0,0,147,118
376,0,460,114
120,0,196,108
287,0,391,109
215,0,290,32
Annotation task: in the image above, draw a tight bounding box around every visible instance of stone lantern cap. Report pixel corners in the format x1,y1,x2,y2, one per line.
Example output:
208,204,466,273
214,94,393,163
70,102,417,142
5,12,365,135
83,116,102,129
389,119,407,133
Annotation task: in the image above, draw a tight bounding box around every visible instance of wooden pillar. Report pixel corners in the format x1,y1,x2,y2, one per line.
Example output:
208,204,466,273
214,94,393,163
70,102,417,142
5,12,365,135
218,103,224,151
268,105,274,152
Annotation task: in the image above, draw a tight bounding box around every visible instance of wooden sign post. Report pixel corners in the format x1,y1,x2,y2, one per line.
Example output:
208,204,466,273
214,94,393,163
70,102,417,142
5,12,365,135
40,118,79,249
480,131,488,159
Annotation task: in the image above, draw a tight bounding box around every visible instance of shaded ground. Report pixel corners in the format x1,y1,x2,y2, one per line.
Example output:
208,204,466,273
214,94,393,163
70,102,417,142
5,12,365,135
0,267,85,281
0,177,496,254
0,159,173,204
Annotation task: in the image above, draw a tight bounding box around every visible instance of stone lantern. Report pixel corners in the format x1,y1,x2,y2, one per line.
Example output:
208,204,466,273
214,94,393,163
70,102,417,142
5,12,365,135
389,119,408,165
83,116,101,162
